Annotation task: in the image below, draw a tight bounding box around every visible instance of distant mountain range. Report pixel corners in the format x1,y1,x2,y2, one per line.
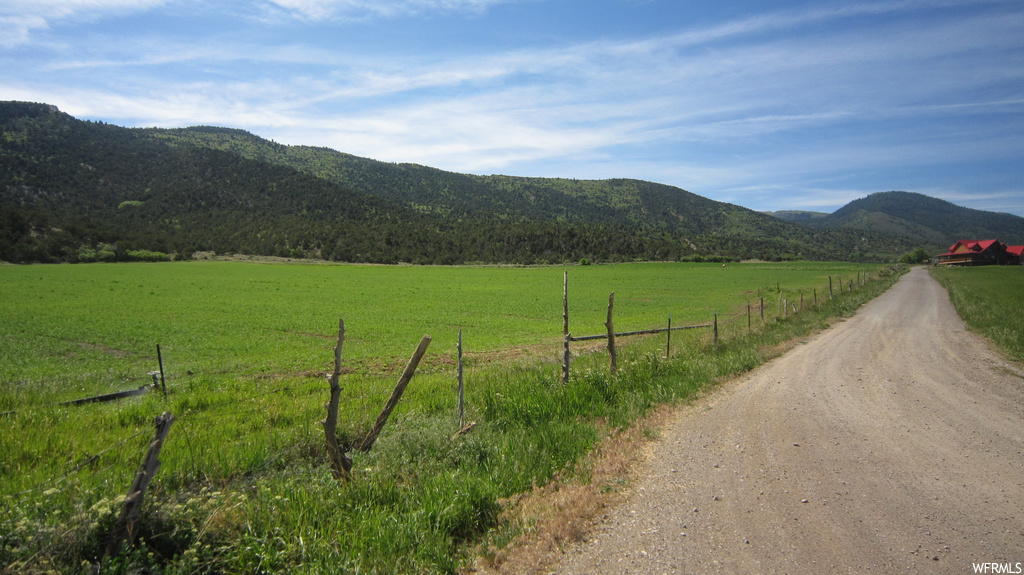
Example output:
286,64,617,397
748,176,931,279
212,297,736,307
767,192,1024,251
2,101,1020,264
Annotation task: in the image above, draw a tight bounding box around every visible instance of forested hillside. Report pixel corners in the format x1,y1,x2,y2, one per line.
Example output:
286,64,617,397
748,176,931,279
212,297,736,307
778,191,1024,251
1,101,911,264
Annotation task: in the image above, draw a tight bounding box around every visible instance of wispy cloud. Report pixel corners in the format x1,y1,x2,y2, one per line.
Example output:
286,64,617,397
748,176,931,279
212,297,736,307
3,0,1021,213
264,0,523,21
0,0,168,46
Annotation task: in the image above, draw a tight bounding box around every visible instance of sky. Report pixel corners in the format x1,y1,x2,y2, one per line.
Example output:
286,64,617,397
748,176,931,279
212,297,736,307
2,0,1023,216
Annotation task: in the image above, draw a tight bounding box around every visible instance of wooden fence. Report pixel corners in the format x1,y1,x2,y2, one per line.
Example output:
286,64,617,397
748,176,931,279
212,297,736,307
35,265,890,562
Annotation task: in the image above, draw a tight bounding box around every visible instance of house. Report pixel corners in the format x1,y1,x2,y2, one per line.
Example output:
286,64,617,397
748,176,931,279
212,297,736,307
936,239,1011,266
1007,245,1024,265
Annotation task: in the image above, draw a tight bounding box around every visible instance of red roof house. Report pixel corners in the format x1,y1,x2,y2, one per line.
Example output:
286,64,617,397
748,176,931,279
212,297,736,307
1007,245,1024,265
937,239,1010,266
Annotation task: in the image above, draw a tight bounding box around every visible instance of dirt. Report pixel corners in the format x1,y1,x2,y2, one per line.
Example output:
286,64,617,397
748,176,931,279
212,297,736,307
547,267,1024,574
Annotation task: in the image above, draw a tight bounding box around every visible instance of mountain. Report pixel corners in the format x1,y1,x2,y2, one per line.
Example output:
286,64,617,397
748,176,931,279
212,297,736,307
784,191,1024,251
763,210,830,225
1,101,911,264
149,125,813,237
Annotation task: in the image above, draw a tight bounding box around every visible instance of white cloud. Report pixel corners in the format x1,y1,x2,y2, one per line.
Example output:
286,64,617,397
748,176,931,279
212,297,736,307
0,0,168,46
4,0,1021,213
0,15,47,48
264,0,521,21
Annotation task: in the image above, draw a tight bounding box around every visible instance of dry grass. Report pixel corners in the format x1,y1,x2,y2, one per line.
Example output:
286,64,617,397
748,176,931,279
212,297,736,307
466,404,681,575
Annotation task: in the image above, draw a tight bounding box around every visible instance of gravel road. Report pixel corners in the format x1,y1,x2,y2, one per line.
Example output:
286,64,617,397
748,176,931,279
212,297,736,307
554,267,1024,574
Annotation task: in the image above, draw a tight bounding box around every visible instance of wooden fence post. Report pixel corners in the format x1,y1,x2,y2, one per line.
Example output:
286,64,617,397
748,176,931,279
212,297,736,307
562,271,570,383
713,310,718,344
563,332,571,383
156,344,166,396
457,329,465,428
760,296,765,323
322,319,351,481
666,313,672,358
105,412,175,558
606,292,616,375
747,302,751,331
359,335,432,452
829,276,834,299
800,291,804,311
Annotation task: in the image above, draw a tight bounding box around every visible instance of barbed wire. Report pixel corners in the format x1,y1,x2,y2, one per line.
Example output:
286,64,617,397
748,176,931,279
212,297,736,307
11,427,149,497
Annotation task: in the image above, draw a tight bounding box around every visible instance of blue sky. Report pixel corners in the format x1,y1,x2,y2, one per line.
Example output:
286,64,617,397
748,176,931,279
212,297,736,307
2,0,1022,216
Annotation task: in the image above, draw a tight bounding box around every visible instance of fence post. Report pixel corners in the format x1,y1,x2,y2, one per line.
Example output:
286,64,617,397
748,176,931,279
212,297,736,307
800,291,804,311
606,292,617,375
105,411,175,558
562,271,570,383
829,276,834,299
713,310,718,344
747,302,751,331
322,319,351,481
563,332,571,383
457,329,464,428
666,313,672,358
156,344,166,396
760,296,765,323
359,335,432,452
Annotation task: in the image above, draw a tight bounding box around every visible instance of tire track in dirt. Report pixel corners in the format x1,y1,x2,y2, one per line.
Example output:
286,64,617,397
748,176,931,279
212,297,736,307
554,267,1024,574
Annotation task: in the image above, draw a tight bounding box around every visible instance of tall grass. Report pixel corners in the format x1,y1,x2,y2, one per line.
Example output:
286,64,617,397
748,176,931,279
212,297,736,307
930,266,1024,362
0,262,902,573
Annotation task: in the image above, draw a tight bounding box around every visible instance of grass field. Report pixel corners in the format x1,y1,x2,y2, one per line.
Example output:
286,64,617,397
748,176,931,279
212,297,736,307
1,260,872,407
1,260,899,573
930,266,1024,362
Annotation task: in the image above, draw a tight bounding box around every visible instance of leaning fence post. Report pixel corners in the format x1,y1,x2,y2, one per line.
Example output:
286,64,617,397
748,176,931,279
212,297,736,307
322,319,351,481
156,344,166,396
359,335,432,452
105,411,175,558
606,292,616,375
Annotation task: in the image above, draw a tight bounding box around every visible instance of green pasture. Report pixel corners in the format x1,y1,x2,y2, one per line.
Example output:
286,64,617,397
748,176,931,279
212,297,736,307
930,266,1024,362
1,260,870,407
0,260,896,574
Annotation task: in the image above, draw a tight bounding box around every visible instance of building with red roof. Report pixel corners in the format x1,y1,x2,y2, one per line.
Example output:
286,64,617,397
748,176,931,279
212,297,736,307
1007,245,1024,265
937,239,1012,266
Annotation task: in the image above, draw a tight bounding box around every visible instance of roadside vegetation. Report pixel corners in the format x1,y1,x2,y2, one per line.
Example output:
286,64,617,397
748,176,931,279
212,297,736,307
1,261,903,573
930,266,1024,362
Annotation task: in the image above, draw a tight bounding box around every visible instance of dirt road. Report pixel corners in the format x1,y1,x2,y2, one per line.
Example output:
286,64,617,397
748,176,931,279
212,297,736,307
555,267,1024,574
